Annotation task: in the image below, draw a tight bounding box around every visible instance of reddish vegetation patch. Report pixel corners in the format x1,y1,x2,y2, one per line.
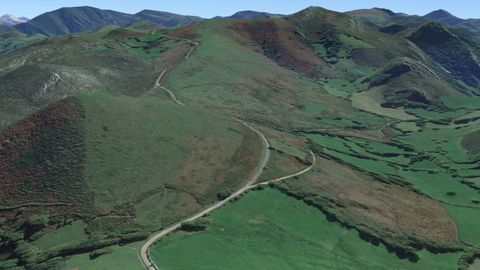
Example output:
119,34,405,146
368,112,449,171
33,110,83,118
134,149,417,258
175,125,261,204
0,99,85,205
106,28,142,39
154,43,191,78
171,25,200,40
128,72,159,97
230,19,328,77
298,157,459,245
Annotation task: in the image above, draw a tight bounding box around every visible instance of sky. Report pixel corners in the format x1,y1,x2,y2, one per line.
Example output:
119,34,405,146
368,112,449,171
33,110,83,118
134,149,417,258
0,0,479,20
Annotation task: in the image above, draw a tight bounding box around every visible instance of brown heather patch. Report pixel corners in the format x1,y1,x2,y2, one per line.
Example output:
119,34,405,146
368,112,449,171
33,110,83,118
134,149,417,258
176,124,261,203
127,38,191,97
300,157,459,245
154,43,191,75
0,98,88,206
106,28,142,39
230,19,329,78
176,135,232,197
128,72,159,97
171,25,200,40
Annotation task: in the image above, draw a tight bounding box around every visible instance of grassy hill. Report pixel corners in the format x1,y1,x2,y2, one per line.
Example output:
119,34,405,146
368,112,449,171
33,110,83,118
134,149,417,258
0,92,262,269
0,25,195,128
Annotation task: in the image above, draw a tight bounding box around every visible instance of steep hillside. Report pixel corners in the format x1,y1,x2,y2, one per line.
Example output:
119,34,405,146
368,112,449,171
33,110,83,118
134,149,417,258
352,57,455,120
409,22,480,89
423,9,480,35
290,7,419,72
0,92,263,269
424,10,464,25
0,25,14,36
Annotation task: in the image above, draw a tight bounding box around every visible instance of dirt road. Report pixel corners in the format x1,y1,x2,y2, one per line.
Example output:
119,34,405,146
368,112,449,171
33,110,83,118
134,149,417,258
140,120,271,270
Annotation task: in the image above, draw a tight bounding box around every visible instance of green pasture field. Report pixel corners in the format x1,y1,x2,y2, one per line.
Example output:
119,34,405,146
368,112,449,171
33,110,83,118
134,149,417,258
62,242,143,270
150,188,461,270
444,204,480,247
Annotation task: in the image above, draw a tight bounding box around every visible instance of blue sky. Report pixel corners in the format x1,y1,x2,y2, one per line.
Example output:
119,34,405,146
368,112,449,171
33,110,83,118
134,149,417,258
0,0,479,20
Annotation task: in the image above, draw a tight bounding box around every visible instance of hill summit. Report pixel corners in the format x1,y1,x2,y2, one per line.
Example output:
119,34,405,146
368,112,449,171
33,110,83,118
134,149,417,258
424,9,464,24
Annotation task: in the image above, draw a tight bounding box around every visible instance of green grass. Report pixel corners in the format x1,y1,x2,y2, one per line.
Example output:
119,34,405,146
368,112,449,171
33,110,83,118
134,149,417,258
320,78,367,98
163,20,382,131
444,204,480,247
395,122,419,133
120,35,170,59
269,138,308,160
62,242,143,270
307,133,410,167
32,221,88,251
398,170,480,206
81,91,262,228
352,89,415,120
339,34,374,49
150,188,461,270
88,43,110,52
0,34,46,54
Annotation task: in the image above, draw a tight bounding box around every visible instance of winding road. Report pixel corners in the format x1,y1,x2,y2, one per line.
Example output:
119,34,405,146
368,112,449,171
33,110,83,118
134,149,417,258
139,140,316,269
140,120,271,270
140,35,317,270
153,35,198,106
154,68,185,106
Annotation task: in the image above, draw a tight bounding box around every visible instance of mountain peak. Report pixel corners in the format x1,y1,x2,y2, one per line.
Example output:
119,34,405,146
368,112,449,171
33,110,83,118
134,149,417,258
426,9,454,17
0,14,28,26
424,9,463,25
409,21,457,44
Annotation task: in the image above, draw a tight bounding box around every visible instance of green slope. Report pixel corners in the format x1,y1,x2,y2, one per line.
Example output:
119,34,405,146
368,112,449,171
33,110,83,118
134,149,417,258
151,188,462,270
0,92,263,269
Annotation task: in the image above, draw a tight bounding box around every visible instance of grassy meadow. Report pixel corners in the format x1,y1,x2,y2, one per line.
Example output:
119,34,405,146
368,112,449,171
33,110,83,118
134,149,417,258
150,188,462,270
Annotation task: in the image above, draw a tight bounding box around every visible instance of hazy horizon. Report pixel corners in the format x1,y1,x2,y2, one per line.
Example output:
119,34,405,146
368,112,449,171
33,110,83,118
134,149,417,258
0,0,478,20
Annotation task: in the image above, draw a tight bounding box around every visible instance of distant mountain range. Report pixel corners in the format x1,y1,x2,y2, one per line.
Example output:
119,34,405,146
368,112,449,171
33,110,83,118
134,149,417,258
349,7,480,35
3,6,480,37
0,14,28,26
13,6,202,36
